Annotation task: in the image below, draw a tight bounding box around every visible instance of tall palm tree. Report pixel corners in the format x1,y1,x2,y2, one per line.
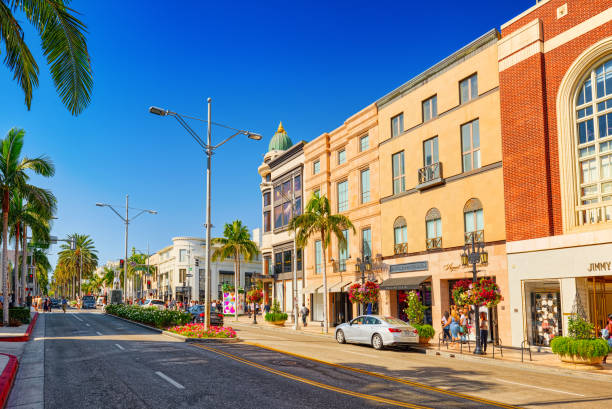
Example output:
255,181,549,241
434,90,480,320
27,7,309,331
1,0,93,115
0,128,54,325
127,248,154,300
57,233,98,298
289,194,355,334
31,246,51,295
211,220,259,321
101,265,116,290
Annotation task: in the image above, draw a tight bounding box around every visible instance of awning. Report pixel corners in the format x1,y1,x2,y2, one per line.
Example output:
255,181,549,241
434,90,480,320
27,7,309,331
379,275,431,290
302,282,323,293
328,280,352,293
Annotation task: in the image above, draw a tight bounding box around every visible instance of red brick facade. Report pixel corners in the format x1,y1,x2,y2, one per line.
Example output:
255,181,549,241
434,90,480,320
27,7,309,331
500,0,612,241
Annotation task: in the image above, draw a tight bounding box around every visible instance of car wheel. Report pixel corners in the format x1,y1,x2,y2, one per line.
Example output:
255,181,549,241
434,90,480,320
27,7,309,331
372,334,384,350
336,329,346,344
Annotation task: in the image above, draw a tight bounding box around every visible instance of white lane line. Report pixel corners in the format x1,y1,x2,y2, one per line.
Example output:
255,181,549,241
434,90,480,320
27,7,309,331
85,323,90,327
96,331,103,336
155,371,185,389
494,378,585,397
115,344,125,351
72,314,83,322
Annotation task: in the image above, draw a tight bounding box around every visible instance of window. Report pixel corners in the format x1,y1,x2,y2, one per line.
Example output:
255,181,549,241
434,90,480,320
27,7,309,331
263,211,271,232
313,189,320,198
282,201,291,225
338,149,346,165
297,249,302,271
576,58,612,224
315,241,322,274
460,74,478,104
338,229,349,272
263,191,271,206
361,228,372,258
313,160,320,174
274,205,282,228
422,95,437,122
264,256,272,275
179,268,186,283
360,134,369,152
391,113,404,137
273,174,302,228
283,250,292,273
274,252,282,274
360,168,370,204
393,217,407,254
266,173,271,182
464,198,484,243
425,208,442,249
392,151,406,194
294,175,301,192
179,249,187,263
294,196,302,217
461,119,481,172
337,180,348,212
274,185,281,201
423,137,439,166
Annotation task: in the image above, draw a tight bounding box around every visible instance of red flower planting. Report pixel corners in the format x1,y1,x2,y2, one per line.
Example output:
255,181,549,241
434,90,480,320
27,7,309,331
168,323,237,339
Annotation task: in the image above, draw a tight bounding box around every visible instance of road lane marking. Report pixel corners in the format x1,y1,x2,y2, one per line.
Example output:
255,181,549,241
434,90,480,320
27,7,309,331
115,344,125,351
194,344,431,409
494,378,585,397
241,342,520,409
85,323,90,327
155,371,185,389
71,314,83,322
96,331,103,336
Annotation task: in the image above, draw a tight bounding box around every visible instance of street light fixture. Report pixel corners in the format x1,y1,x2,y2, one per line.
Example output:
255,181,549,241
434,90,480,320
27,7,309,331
460,235,488,355
149,98,261,331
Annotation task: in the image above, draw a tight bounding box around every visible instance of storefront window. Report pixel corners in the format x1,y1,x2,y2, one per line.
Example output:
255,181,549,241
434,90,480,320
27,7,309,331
524,281,563,346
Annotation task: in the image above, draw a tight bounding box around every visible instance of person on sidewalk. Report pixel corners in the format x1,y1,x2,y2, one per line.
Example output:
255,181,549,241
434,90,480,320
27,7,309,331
479,312,488,353
449,306,460,346
300,304,309,327
441,311,451,342
61,297,67,313
603,314,612,364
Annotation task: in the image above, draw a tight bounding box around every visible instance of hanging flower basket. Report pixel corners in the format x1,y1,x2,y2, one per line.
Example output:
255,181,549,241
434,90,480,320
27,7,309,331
451,280,472,306
348,283,364,304
348,281,379,305
246,288,263,304
470,278,502,307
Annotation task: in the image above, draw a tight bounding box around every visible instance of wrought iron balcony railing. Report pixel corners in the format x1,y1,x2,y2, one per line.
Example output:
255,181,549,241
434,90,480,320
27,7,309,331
426,237,442,250
464,230,485,244
417,162,444,190
394,242,408,255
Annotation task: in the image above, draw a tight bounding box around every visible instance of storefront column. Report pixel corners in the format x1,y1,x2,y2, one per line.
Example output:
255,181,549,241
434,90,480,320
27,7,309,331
379,289,392,316
432,279,444,337
560,278,577,336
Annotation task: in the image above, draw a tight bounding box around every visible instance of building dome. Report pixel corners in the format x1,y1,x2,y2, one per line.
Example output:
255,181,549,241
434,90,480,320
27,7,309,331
268,122,293,152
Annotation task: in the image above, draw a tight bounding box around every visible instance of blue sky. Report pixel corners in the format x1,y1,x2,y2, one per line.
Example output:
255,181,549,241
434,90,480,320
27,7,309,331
0,0,534,269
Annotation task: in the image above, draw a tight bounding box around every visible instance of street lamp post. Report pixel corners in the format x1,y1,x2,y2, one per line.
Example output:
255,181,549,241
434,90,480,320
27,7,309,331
96,196,156,303
149,99,261,331
460,235,488,355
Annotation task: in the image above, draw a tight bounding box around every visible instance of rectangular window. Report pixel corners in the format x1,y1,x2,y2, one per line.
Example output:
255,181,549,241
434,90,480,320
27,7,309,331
263,211,271,232
274,185,281,202
264,256,272,275
283,250,292,273
313,160,320,174
460,74,478,104
274,205,282,228
360,168,370,204
274,252,282,274
391,113,404,137
392,151,406,194
426,219,442,239
296,249,302,271
422,95,437,122
461,119,481,172
179,268,186,283
294,196,302,217
179,249,187,263
423,137,439,166
360,134,369,152
338,149,346,165
263,191,271,206
361,228,372,258
464,209,484,233
282,201,291,226
394,226,407,245
282,180,291,197
337,180,348,212
338,229,349,272
294,175,301,192
315,241,322,274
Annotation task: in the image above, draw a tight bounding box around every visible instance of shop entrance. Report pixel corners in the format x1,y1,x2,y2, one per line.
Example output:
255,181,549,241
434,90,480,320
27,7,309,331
397,287,432,325
523,280,562,347
588,276,612,332
331,292,353,326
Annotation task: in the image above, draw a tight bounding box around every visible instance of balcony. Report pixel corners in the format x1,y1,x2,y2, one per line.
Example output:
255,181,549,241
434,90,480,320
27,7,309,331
464,230,484,244
394,243,408,255
426,237,442,250
417,162,444,190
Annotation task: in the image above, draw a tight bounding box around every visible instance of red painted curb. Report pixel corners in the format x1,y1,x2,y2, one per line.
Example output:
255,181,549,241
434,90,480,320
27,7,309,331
0,312,38,342
0,353,18,409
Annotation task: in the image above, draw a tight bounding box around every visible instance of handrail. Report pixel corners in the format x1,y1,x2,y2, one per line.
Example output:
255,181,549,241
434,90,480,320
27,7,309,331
418,162,442,185
438,332,449,351
492,337,503,358
521,339,532,362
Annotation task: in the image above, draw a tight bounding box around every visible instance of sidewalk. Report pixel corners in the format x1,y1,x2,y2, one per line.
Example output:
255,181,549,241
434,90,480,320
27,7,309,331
0,312,38,342
229,314,335,337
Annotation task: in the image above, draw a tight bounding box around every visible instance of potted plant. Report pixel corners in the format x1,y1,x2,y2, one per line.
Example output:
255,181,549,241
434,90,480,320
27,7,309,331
550,315,610,368
264,300,288,326
403,290,434,344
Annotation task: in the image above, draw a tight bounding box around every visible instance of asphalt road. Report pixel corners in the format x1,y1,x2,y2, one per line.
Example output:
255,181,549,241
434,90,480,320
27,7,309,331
43,310,512,409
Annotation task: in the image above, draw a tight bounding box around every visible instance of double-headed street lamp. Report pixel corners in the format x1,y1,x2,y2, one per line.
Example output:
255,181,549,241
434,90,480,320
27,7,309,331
460,235,489,355
96,196,157,303
149,98,262,331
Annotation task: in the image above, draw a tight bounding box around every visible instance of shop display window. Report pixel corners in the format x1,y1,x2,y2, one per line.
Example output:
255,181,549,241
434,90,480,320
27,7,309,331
531,292,562,346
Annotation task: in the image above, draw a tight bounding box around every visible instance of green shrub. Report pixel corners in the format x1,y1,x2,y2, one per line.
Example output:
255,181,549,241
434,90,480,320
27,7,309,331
414,324,435,339
567,315,595,339
0,308,30,324
403,290,428,325
104,304,190,328
264,300,287,322
550,336,610,358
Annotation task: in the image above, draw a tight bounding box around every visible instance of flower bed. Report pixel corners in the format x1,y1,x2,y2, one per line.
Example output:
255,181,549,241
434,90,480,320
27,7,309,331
105,304,190,328
168,323,237,339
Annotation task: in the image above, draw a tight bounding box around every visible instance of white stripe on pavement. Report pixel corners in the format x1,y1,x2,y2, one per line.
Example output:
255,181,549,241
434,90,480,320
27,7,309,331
71,314,83,322
155,371,185,389
115,344,125,351
85,323,90,327
494,378,585,397
96,331,103,336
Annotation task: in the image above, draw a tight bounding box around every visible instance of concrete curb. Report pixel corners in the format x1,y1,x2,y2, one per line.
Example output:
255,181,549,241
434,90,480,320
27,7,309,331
104,313,241,344
0,354,18,409
0,313,38,343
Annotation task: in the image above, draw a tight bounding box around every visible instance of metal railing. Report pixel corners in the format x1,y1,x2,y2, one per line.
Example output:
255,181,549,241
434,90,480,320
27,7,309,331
418,162,442,185
464,230,484,244
521,339,532,362
394,242,408,255
426,237,442,250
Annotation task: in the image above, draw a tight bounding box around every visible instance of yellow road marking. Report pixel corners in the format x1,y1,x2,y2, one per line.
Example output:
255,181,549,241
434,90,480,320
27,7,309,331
193,343,430,408
242,341,522,409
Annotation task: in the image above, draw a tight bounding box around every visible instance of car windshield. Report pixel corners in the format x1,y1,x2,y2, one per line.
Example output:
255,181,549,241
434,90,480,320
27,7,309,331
382,317,409,326
151,301,164,305
83,296,94,302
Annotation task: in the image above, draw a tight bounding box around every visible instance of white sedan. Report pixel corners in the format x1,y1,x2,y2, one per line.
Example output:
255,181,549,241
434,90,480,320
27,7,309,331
335,315,419,350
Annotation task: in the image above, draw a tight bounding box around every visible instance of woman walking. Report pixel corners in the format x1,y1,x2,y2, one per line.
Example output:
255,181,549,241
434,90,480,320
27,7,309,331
479,311,489,353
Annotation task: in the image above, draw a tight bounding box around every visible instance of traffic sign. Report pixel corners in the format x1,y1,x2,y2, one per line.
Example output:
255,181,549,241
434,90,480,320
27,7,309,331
186,274,193,277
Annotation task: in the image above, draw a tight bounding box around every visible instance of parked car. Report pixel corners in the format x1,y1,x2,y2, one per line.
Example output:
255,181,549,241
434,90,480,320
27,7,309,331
81,295,96,309
96,297,105,306
189,305,224,326
143,299,166,310
334,315,418,350
50,298,60,309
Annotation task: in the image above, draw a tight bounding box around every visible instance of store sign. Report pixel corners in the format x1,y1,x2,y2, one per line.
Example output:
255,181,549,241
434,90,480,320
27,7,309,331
389,261,428,273
587,262,612,272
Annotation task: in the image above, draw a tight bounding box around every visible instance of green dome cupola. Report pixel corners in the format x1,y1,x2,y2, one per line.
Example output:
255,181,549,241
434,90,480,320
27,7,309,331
268,121,293,152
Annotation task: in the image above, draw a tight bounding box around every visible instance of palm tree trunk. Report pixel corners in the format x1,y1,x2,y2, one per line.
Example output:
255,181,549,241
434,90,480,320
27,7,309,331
321,231,329,334
234,252,239,322
21,226,27,306
13,223,19,306
2,189,10,325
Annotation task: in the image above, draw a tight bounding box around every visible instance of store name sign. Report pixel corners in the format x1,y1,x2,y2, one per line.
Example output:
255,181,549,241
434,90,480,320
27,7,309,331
588,262,612,272
389,261,428,273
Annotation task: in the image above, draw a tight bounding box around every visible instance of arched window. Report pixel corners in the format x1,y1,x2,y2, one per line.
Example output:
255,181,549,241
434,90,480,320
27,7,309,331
575,57,612,224
464,198,484,243
425,208,442,249
393,217,407,254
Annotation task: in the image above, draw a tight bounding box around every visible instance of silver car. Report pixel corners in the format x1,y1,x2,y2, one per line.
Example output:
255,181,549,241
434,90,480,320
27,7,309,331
335,315,419,350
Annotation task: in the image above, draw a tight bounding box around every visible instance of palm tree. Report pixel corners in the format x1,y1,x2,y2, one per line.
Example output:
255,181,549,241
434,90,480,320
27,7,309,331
31,246,51,295
102,265,117,290
1,0,93,115
0,128,54,325
57,233,98,298
211,220,259,321
288,194,355,334
127,248,154,300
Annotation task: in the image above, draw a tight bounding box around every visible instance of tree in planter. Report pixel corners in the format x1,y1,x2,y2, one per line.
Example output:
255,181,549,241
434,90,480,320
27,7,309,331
264,300,288,324
403,290,435,342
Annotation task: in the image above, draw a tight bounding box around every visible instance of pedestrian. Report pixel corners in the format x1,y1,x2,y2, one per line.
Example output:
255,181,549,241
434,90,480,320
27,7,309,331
449,306,460,346
602,314,612,364
264,302,270,314
442,311,451,342
61,297,67,313
459,308,468,343
300,303,309,327
211,300,217,311
479,312,488,353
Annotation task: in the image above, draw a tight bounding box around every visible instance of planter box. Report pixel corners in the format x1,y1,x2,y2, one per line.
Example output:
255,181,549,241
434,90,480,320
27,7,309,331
266,320,286,326
418,338,431,345
558,354,605,370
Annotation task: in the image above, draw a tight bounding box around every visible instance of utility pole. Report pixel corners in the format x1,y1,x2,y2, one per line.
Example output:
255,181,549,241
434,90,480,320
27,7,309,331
124,194,129,302
204,98,212,331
